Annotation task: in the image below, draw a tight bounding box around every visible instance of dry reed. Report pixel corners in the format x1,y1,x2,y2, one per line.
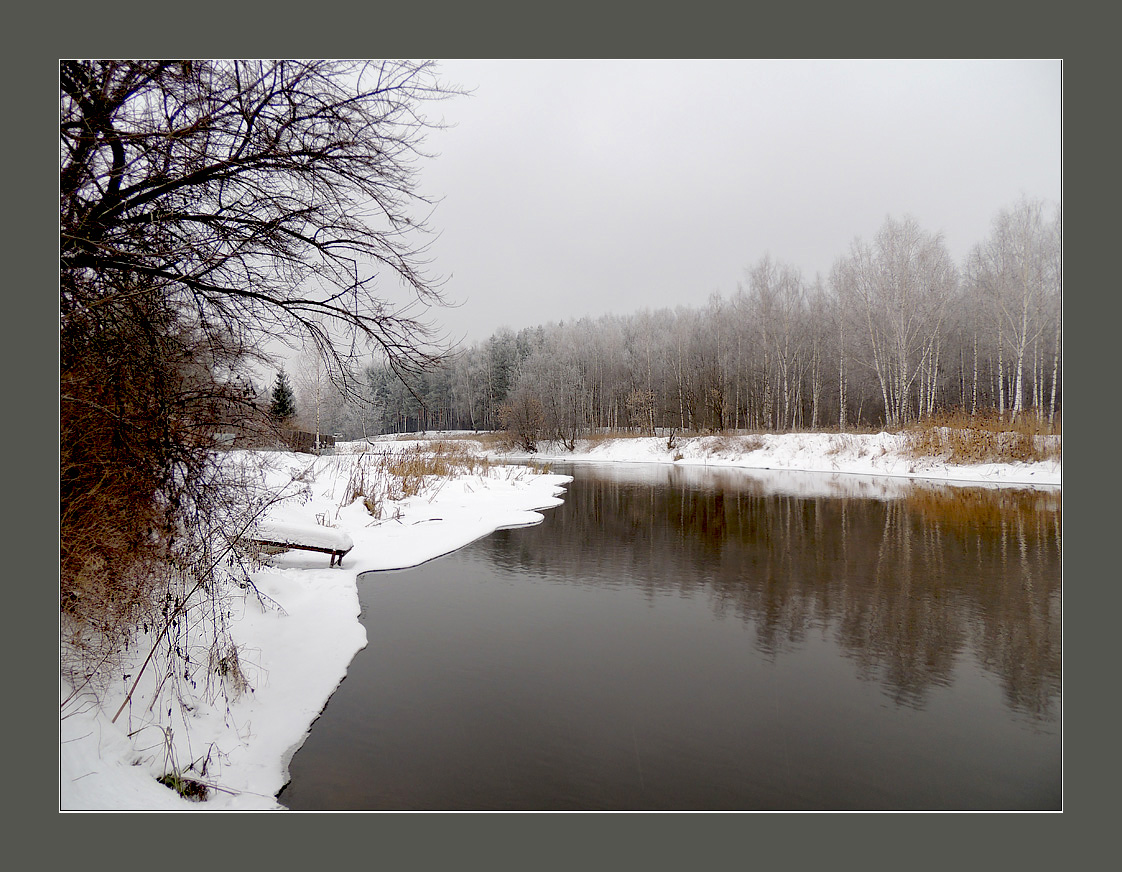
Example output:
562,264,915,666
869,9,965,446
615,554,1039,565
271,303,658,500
339,440,495,518
901,411,1062,465
702,434,765,456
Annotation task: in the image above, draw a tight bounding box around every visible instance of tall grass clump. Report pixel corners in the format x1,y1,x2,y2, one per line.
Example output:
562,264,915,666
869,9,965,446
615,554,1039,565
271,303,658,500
341,440,495,518
902,410,1062,465
702,433,765,456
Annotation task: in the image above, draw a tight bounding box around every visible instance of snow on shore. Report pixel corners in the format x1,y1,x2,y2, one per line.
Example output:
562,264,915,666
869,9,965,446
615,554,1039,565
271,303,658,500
489,430,1062,488
60,449,572,811
60,431,1059,811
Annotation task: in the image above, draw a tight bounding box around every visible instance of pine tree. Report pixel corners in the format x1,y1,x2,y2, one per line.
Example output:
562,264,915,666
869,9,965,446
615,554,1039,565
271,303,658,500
270,370,297,422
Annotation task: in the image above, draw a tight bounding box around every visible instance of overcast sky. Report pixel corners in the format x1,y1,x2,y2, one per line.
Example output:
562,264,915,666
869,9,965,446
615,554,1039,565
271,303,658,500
403,59,1061,347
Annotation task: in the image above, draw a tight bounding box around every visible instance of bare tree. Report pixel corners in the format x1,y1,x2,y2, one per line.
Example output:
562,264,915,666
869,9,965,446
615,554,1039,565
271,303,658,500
499,390,545,453
61,60,458,380
744,256,808,431
967,198,1061,422
834,216,957,428
61,60,459,651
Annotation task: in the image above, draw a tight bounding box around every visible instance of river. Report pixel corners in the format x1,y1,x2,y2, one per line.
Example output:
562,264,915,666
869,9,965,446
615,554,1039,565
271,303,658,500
277,462,1062,810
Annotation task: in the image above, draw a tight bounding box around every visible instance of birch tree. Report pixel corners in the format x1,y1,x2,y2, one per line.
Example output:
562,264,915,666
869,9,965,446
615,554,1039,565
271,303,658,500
835,216,957,428
967,198,1061,422
745,255,807,430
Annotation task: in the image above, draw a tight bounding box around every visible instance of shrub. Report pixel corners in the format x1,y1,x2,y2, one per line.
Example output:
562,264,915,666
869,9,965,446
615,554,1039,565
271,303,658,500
498,394,544,452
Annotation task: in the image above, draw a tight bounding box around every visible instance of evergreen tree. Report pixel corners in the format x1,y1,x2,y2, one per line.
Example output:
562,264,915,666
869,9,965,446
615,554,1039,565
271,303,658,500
270,370,297,422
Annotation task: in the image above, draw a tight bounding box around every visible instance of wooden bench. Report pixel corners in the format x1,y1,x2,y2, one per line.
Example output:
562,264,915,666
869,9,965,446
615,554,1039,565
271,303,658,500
248,521,354,568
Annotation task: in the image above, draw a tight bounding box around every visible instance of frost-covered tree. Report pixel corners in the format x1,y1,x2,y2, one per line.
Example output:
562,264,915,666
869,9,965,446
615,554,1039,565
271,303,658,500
967,198,1061,421
834,216,957,428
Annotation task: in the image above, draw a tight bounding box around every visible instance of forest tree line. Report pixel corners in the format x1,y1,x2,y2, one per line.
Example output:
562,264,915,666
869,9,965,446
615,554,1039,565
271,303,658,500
290,199,1061,443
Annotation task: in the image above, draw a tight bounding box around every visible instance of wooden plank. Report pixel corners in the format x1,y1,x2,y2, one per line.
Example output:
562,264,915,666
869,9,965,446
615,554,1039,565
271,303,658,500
248,538,352,567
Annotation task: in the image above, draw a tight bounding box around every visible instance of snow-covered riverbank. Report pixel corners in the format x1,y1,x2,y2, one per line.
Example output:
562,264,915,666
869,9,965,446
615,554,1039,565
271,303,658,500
60,449,572,810
487,430,1062,488
60,432,1059,811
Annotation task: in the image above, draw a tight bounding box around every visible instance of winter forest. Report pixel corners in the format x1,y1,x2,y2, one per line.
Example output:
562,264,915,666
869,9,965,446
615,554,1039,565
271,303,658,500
295,203,1061,443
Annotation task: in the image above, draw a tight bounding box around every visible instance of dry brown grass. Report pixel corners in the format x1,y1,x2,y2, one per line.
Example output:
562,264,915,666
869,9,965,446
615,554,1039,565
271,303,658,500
339,440,495,518
387,441,492,485
825,434,858,457
702,434,766,456
901,411,1062,465
469,431,508,450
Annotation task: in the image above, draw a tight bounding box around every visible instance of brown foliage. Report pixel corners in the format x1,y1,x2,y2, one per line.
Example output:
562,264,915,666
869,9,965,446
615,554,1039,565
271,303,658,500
60,283,267,655
338,441,494,519
901,410,1062,465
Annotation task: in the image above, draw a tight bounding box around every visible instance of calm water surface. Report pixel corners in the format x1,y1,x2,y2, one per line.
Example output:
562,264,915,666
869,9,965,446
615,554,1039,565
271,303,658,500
278,463,1062,811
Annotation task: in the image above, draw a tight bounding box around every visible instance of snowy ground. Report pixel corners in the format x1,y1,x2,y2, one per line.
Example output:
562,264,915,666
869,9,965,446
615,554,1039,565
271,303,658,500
60,448,572,811
488,430,1062,488
60,431,1059,811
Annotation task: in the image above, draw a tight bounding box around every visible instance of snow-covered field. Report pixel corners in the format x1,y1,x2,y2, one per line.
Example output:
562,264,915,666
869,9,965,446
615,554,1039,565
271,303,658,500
60,431,1059,811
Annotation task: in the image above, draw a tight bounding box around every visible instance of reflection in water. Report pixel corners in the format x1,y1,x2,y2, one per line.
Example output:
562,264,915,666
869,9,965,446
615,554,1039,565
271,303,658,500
280,463,1061,811
480,465,1061,721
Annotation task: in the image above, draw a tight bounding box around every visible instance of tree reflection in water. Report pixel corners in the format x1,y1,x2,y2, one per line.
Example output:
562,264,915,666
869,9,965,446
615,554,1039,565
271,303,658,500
481,464,1061,722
